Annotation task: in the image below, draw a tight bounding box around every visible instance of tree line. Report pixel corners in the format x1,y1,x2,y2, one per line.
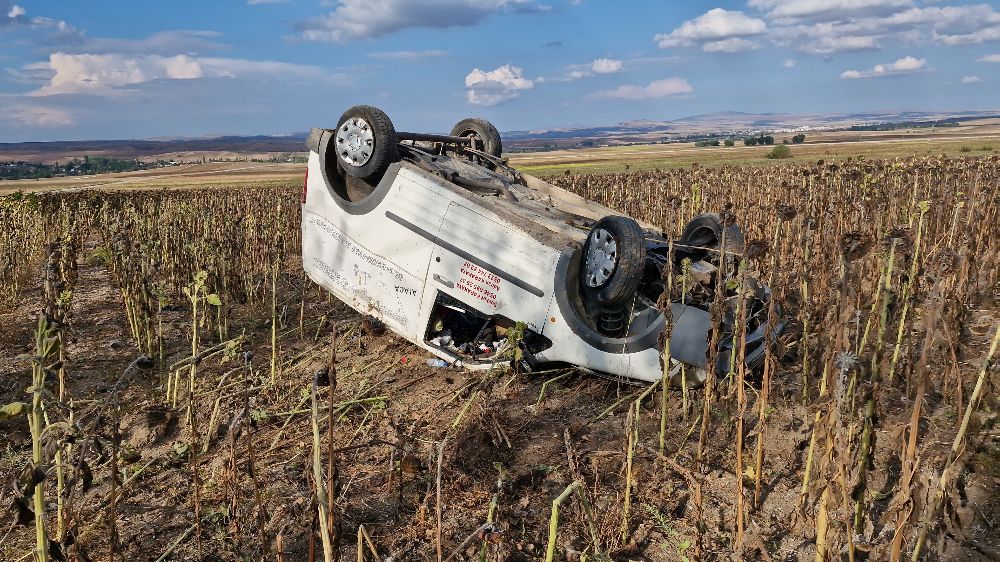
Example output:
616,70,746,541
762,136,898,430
695,133,806,148
0,156,163,180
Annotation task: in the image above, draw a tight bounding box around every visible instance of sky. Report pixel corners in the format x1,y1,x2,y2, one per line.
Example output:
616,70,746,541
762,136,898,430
1,0,998,142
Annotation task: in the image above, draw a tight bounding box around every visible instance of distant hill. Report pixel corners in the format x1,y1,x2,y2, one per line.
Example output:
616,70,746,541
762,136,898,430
2,109,997,162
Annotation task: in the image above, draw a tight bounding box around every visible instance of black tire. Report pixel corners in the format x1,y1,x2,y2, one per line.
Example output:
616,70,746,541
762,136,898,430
581,216,645,307
678,213,744,254
450,118,503,158
334,105,398,181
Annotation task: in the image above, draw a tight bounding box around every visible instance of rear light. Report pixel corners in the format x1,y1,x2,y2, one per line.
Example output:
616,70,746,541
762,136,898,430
301,167,309,204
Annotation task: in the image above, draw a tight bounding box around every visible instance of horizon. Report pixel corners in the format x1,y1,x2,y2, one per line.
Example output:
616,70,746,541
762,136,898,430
1,1,999,143
2,107,1000,146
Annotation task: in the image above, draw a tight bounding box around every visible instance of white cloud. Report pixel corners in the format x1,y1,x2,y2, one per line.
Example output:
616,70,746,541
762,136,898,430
0,3,82,41
655,8,767,49
60,30,228,56
979,54,1000,62
296,0,539,42
2,2,82,47
465,64,533,105
703,37,759,52
29,52,325,96
1,3,225,53
548,58,623,82
750,2,1000,54
4,103,74,127
913,5,1000,45
839,55,927,79
783,58,797,67
590,58,622,74
961,75,982,83
748,0,913,22
800,34,881,54
886,55,926,71
368,50,447,59
933,26,1000,45
592,77,693,100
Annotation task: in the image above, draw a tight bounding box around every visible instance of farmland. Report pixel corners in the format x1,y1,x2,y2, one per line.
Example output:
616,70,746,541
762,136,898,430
4,118,1000,195
510,132,1000,176
1,153,999,562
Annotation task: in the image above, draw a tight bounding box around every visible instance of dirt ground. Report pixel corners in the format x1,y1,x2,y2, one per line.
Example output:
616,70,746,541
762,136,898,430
1,244,999,561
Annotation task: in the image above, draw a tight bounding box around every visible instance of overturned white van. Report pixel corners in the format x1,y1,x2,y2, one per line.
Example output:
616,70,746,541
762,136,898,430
301,105,781,384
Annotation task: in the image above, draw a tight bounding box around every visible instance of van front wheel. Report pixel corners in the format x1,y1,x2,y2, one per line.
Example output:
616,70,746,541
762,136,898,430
581,215,645,307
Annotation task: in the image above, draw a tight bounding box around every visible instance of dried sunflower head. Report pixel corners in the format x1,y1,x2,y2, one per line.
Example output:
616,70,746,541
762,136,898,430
884,227,913,254
745,239,769,260
933,249,960,276
840,232,874,262
776,204,798,221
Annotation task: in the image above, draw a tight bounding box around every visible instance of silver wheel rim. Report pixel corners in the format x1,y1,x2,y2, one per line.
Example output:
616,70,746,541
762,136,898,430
584,228,617,287
336,117,375,167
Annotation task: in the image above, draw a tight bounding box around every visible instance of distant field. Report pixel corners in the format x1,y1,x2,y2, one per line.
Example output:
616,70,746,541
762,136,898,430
0,162,304,194
511,117,1000,174
3,123,999,193
510,133,1000,175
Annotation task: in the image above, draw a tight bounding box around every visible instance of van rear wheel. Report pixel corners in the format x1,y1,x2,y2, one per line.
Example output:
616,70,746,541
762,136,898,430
334,105,398,181
450,118,503,159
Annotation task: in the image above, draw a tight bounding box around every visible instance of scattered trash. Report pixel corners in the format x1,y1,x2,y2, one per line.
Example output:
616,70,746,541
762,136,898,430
429,333,453,347
426,358,449,368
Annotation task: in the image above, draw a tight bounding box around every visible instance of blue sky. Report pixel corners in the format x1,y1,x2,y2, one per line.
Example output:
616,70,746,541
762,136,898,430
1,0,998,142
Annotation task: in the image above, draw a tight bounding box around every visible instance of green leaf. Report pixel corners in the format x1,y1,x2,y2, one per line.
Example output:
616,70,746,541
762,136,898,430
172,442,190,459
205,294,222,306
0,402,28,420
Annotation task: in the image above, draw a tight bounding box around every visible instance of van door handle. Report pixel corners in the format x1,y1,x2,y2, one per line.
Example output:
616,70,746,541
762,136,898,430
432,274,454,288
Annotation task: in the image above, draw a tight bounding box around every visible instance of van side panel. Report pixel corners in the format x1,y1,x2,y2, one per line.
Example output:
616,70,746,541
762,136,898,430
302,154,449,339
423,201,558,335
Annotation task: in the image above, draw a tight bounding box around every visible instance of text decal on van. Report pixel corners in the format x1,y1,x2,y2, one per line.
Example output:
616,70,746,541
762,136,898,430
457,260,501,309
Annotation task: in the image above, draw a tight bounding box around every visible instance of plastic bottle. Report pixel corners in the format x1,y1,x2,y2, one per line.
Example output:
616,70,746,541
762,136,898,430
426,358,448,368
